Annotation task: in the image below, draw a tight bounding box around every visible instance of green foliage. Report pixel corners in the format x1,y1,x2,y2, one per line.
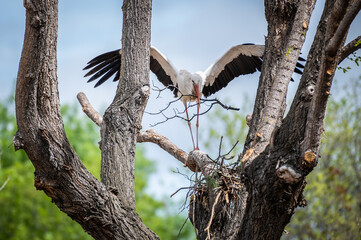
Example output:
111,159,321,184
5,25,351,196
0,161,92,240
134,146,194,239
338,51,361,73
0,99,193,239
0,102,94,240
0,95,28,168
205,175,219,189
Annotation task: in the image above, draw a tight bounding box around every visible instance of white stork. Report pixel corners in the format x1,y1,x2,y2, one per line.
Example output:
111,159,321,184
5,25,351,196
84,44,304,150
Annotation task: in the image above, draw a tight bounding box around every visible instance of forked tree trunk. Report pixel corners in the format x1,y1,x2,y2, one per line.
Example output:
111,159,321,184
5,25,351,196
14,0,361,239
15,0,157,239
191,1,361,239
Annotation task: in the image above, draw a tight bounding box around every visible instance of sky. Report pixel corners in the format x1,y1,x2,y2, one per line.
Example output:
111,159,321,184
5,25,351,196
1,1,360,200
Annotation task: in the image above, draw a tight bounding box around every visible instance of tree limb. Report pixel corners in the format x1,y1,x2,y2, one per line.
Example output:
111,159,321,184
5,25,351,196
75,91,212,174
99,0,152,208
15,0,159,239
77,92,103,127
138,130,216,174
243,1,316,167
137,129,189,166
339,35,361,64
276,0,361,177
326,0,361,56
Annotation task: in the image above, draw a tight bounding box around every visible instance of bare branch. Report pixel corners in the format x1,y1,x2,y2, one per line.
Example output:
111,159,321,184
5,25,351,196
137,130,217,174
339,35,361,64
137,129,189,166
204,191,222,238
170,186,194,198
326,0,361,56
148,97,239,127
77,92,103,127
145,97,180,116
187,150,216,177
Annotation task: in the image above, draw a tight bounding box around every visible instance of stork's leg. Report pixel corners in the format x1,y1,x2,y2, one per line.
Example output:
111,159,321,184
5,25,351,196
193,84,200,150
184,102,196,151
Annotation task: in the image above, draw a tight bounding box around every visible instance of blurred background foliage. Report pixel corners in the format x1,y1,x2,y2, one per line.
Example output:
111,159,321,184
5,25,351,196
0,95,193,239
1,76,360,239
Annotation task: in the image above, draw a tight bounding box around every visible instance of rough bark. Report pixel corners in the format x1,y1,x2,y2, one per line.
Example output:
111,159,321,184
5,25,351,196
190,0,361,239
191,1,316,238
15,0,157,239
100,0,152,209
14,0,360,239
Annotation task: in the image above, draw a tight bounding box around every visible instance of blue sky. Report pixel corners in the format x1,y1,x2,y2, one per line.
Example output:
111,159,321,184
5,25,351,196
1,1,360,198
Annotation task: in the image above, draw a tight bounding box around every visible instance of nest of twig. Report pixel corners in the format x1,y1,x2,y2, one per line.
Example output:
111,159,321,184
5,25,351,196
193,166,243,205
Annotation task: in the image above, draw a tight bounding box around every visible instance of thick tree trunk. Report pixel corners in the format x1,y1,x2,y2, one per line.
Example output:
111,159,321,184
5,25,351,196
100,0,152,209
190,1,361,239
15,0,157,239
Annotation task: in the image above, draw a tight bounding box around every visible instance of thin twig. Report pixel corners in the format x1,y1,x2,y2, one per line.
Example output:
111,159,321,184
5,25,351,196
170,187,193,198
218,136,223,158
178,217,192,239
147,91,239,127
220,140,239,159
204,191,222,239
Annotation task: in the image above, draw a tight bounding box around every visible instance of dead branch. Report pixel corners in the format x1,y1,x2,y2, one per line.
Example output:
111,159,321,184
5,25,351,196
137,130,215,174
77,92,103,126
75,92,215,173
147,84,239,127
187,150,217,176
148,98,239,127
204,191,222,239
137,129,189,165
145,97,181,116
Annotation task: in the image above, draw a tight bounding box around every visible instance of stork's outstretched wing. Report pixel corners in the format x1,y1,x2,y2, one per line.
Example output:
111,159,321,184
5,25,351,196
202,44,305,97
149,47,179,96
202,44,264,97
83,47,179,95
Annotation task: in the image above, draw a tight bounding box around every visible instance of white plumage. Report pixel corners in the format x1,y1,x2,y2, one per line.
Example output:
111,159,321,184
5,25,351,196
84,44,304,149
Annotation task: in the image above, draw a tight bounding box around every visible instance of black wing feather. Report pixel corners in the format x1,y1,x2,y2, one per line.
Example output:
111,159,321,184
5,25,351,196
202,53,262,97
150,56,178,97
83,50,122,87
84,48,176,95
203,50,305,97
94,61,122,87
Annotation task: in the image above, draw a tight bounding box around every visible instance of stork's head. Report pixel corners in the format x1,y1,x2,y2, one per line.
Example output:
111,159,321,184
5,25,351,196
192,71,206,90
